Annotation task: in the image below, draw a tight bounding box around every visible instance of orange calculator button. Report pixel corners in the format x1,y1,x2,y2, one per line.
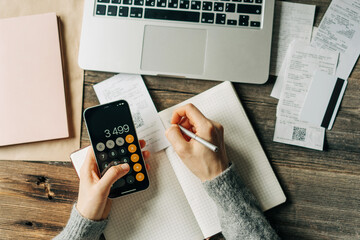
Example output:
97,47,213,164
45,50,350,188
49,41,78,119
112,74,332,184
131,153,139,162
125,134,134,143
136,173,145,182
133,163,142,172
128,144,137,153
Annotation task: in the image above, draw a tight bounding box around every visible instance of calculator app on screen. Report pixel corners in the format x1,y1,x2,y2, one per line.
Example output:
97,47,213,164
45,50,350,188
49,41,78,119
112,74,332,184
84,100,149,198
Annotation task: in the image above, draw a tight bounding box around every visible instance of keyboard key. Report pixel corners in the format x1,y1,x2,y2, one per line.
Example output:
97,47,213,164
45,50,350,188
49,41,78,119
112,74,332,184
201,12,214,23
111,0,121,3
250,21,260,27
237,4,261,14
157,0,166,7
202,1,213,11
123,0,132,4
216,13,226,24
144,9,200,22
225,3,235,12
179,0,190,8
244,0,254,2
239,14,249,26
255,0,262,3
227,19,237,25
191,1,201,10
146,0,155,6
96,5,106,15
232,0,242,2
119,6,129,16
214,2,224,11
134,0,144,5
98,0,110,2
168,0,179,8
130,7,143,17
107,5,118,16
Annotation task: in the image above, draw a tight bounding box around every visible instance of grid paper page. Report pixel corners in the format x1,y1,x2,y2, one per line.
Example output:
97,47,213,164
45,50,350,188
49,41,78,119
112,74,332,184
70,148,203,240
159,81,286,236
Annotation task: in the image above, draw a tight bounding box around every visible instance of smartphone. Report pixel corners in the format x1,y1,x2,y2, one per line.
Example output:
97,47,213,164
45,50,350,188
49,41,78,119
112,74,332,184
84,100,149,198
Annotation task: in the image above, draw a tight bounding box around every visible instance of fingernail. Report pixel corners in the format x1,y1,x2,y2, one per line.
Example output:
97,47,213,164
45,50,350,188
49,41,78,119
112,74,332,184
121,163,130,171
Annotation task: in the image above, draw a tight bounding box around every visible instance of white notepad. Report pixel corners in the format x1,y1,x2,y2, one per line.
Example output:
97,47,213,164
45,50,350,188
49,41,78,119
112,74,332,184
71,81,286,239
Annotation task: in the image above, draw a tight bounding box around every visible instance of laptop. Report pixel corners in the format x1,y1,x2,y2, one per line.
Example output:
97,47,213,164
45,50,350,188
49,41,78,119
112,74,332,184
79,0,275,84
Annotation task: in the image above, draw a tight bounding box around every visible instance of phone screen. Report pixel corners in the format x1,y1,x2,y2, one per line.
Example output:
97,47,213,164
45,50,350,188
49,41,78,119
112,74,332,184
84,100,149,198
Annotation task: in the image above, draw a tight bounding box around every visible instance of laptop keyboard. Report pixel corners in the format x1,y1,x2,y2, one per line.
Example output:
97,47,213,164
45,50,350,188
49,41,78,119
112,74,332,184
95,0,263,28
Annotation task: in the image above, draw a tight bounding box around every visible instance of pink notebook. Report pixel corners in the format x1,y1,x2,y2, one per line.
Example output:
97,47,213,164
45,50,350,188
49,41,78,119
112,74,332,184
0,13,69,146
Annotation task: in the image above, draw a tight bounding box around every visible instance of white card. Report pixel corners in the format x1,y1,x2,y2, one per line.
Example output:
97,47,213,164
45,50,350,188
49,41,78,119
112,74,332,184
300,71,347,129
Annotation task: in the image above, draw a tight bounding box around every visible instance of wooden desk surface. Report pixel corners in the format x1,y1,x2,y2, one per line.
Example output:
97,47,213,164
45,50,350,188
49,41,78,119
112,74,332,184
1,0,359,239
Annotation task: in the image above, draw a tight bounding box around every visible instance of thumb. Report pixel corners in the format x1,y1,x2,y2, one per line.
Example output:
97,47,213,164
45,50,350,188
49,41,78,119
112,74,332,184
99,163,130,190
166,124,190,154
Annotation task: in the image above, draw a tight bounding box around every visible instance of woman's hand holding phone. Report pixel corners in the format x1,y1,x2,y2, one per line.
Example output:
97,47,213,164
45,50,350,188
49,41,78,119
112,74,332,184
76,140,150,221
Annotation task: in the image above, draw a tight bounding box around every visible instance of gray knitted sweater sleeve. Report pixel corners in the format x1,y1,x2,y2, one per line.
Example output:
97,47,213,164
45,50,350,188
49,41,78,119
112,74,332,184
203,164,280,240
53,204,108,240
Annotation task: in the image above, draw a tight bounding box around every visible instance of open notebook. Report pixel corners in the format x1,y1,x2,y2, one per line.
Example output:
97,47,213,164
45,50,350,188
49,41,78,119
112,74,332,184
71,81,286,239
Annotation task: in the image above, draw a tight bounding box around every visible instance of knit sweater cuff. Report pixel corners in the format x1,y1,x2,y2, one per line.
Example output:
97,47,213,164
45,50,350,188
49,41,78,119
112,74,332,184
202,164,259,209
54,204,108,240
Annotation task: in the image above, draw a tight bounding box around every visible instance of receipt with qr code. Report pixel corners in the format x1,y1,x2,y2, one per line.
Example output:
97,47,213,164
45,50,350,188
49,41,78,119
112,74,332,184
273,117,325,151
93,73,170,153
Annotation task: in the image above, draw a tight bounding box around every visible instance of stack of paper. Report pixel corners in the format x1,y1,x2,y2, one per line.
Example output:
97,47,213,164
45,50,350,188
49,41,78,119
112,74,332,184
270,0,360,150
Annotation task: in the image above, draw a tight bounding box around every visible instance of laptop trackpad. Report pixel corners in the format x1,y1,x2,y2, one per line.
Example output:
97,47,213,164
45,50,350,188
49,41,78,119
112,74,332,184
141,25,207,75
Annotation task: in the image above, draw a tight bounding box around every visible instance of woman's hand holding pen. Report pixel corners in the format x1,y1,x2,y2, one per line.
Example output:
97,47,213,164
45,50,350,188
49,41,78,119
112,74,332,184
165,103,229,182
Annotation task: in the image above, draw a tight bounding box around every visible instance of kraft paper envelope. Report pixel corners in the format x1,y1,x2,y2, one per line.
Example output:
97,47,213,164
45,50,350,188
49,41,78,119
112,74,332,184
0,13,69,146
0,0,84,161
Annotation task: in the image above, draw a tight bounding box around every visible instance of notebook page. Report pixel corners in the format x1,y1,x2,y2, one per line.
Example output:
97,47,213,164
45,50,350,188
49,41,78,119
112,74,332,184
159,81,286,237
70,148,203,240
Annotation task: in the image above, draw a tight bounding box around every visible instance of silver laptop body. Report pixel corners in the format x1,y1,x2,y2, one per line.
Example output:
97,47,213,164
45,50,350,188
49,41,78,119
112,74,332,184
79,0,275,84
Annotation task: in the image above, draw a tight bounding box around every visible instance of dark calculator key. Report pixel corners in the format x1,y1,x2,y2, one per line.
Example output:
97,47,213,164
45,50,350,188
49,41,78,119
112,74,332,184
227,19,237,25
123,0,133,4
201,12,214,23
144,9,200,22
157,0,167,7
134,0,144,5
191,1,201,10
179,0,190,8
126,175,135,184
113,178,126,188
146,0,155,6
214,2,224,11
250,21,260,27
109,149,118,158
244,0,254,2
225,3,235,12
96,5,106,15
97,152,108,161
216,13,226,24
107,5,118,16
119,6,129,16
121,156,130,163
255,0,262,3
237,4,261,14
98,0,110,2
202,1,213,11
119,147,127,155
168,0,179,8
130,7,143,17
112,0,121,3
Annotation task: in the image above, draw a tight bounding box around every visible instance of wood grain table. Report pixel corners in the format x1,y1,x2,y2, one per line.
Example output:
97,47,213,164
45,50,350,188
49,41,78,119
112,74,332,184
1,0,359,239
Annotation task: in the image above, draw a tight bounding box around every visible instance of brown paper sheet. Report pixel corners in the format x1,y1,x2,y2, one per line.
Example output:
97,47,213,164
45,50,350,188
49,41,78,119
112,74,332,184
0,0,84,161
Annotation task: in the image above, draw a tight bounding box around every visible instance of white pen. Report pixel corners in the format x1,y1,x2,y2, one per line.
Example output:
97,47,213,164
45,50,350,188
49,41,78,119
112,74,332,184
177,124,219,152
